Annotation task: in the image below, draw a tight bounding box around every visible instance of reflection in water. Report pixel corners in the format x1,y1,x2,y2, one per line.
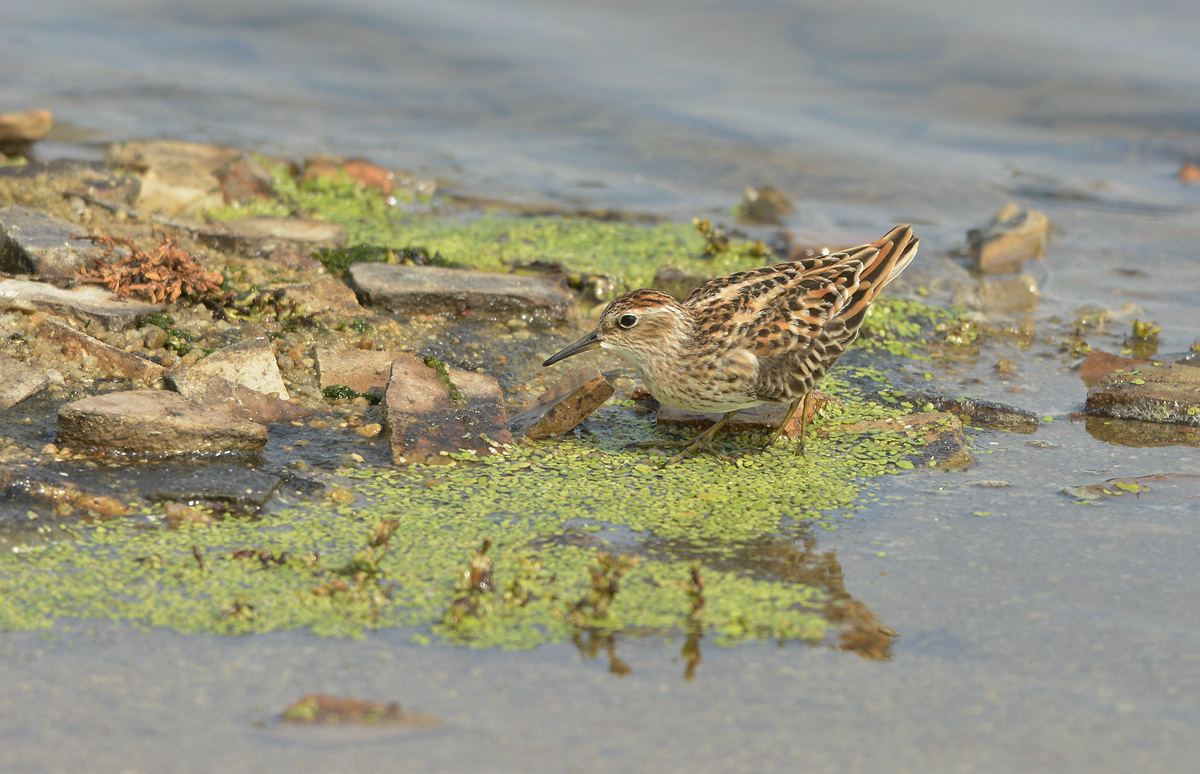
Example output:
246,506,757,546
573,630,632,678
744,533,898,662
575,529,899,678
1083,415,1200,448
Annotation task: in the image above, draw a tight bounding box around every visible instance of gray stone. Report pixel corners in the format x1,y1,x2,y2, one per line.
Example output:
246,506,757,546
166,372,313,423
168,336,288,399
510,367,613,439
38,318,165,382
57,390,268,454
0,206,113,276
0,353,47,410
0,278,163,331
314,347,396,394
384,353,511,465
347,263,577,322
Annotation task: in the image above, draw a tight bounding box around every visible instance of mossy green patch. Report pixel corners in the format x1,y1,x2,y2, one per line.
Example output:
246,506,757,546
0,369,930,650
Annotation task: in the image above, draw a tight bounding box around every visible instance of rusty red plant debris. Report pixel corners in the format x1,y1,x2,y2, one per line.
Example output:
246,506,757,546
73,231,225,304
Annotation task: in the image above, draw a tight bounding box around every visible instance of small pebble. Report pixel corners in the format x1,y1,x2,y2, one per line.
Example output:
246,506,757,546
143,326,167,349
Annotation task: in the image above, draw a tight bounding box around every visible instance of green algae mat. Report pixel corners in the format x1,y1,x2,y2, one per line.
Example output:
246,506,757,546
0,377,932,650
1,157,967,651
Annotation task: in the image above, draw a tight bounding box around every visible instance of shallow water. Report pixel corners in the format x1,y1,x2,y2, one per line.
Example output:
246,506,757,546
3,0,1200,771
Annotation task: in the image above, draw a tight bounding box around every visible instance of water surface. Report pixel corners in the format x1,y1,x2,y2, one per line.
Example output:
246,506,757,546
2,1,1200,771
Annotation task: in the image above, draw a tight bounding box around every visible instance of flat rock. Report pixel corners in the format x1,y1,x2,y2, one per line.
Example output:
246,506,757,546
166,372,313,422
967,203,1050,274
38,318,165,382
0,353,48,410
1077,350,1154,389
57,390,268,454
0,278,163,331
840,411,974,470
657,392,829,438
168,336,288,399
278,277,365,319
1085,360,1200,427
384,353,511,465
198,217,347,251
314,347,397,394
106,140,240,216
347,263,577,322
510,366,613,439
0,206,112,276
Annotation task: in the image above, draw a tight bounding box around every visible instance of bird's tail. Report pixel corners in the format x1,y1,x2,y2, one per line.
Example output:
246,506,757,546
840,225,919,331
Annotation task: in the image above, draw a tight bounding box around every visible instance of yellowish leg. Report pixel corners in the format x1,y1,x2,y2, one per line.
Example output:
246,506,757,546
666,410,740,464
763,392,810,454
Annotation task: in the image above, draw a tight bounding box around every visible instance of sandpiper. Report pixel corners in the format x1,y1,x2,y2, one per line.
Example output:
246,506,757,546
543,225,919,462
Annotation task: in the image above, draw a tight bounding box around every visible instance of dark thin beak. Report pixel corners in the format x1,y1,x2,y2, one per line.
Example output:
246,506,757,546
543,329,601,366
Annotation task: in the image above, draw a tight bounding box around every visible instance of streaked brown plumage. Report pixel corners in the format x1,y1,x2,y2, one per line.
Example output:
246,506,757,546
543,225,919,462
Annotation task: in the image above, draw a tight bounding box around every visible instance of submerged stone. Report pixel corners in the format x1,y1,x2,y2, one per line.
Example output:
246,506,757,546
0,353,48,410
146,464,282,510
384,353,510,465
38,318,165,382
1062,473,1200,502
0,463,129,518
57,390,268,454
1085,359,1200,427
347,263,577,322
973,274,1040,314
891,390,1039,433
0,277,163,331
0,206,113,276
840,411,974,470
510,366,613,439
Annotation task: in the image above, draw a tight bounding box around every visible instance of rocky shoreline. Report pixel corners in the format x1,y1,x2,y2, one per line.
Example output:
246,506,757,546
2,113,1197,531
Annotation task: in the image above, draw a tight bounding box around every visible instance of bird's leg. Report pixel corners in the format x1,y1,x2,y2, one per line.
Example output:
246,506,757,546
666,410,740,464
763,392,810,454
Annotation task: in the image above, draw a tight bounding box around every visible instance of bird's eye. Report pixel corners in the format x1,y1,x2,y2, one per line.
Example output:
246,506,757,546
617,314,638,329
